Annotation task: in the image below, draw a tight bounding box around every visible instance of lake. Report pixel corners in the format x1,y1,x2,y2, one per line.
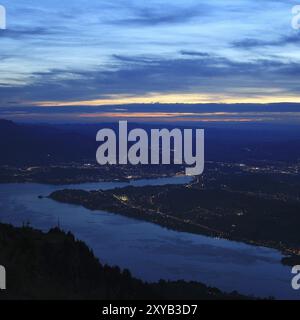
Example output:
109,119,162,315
0,176,298,299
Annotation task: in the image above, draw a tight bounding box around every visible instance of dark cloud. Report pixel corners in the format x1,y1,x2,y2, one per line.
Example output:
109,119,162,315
107,5,207,26
0,27,56,39
112,55,159,64
1,53,300,105
232,34,300,49
1,0,298,109
180,51,210,57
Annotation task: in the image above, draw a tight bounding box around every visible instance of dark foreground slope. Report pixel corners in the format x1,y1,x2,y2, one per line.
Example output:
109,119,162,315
0,223,249,300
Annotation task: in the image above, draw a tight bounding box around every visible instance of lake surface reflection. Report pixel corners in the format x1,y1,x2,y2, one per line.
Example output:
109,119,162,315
0,176,298,299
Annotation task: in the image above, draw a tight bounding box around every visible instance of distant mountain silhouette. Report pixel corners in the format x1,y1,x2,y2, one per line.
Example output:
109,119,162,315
0,119,95,165
1,118,300,166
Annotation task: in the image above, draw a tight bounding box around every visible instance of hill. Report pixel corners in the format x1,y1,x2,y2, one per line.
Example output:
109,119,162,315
0,223,249,300
0,119,95,165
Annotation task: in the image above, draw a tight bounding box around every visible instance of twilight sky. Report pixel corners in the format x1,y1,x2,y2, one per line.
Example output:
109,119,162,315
0,0,300,122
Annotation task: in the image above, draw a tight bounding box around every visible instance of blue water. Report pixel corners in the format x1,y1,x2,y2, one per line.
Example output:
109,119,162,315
0,176,298,299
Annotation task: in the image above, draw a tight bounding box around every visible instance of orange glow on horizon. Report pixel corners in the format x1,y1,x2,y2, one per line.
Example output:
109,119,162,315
77,112,271,123
32,93,300,107
79,112,197,118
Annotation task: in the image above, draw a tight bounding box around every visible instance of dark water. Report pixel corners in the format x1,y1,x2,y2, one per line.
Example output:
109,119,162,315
0,176,299,299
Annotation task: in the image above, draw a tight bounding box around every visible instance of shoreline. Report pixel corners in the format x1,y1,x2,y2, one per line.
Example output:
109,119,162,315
0,180,295,299
0,173,188,186
1,176,297,266
0,222,252,300
48,188,298,261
